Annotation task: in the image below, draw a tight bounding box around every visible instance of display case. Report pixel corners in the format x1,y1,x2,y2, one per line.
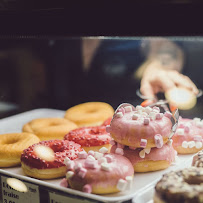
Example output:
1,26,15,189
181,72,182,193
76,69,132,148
0,3,203,203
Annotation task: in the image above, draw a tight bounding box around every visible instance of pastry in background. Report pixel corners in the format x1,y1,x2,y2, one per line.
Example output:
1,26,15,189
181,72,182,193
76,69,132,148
172,117,203,154
64,102,114,127
22,118,78,141
0,133,40,167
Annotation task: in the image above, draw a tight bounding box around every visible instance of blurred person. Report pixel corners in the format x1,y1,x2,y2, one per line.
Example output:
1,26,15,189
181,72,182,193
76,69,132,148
82,38,198,108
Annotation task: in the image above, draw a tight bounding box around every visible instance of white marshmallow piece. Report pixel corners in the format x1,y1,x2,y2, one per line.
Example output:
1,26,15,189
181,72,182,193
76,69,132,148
115,148,124,155
98,157,107,164
116,112,123,118
196,141,203,149
94,152,103,160
101,162,111,171
182,141,188,148
125,176,133,190
139,149,145,158
132,113,140,120
136,105,143,111
145,106,152,114
64,157,70,166
188,141,196,148
176,128,184,136
196,121,203,128
144,148,151,154
124,106,132,113
193,117,201,123
149,112,156,120
87,155,96,161
66,171,74,179
117,179,127,191
99,147,109,154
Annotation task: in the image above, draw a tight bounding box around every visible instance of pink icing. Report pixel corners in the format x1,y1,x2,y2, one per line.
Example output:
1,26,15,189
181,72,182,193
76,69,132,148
111,144,176,166
66,153,134,192
172,118,203,147
110,108,172,147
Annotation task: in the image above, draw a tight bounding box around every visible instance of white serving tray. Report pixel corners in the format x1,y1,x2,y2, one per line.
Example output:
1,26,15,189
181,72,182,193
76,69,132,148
0,109,195,203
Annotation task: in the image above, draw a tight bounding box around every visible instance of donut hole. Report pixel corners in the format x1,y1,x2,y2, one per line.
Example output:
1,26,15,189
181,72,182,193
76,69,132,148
4,138,19,145
87,109,97,113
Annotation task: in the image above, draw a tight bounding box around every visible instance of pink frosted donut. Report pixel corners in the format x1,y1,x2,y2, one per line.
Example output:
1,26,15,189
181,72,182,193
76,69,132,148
107,105,172,148
111,142,176,172
172,117,203,154
62,149,134,194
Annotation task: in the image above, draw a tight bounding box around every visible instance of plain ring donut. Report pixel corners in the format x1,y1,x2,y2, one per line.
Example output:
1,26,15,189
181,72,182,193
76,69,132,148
64,102,114,127
0,133,40,167
154,167,203,203
22,117,78,141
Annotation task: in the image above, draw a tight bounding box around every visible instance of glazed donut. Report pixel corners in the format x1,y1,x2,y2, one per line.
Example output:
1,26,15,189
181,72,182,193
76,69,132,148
22,118,78,141
172,117,203,154
63,148,134,194
192,149,203,167
21,140,83,179
64,102,114,127
0,133,40,167
110,141,176,172
107,105,173,148
64,126,112,153
154,167,203,203
165,87,197,110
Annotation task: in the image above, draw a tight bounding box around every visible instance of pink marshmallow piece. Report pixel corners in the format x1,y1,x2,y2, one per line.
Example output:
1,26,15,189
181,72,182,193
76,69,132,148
78,168,87,178
110,139,116,145
78,151,88,159
83,184,92,193
164,111,172,119
106,125,111,133
66,161,75,170
115,148,124,155
156,113,163,120
84,159,98,169
105,155,113,163
154,134,163,148
60,178,68,188
144,118,150,125
184,126,190,133
117,143,125,149
140,139,147,148
88,150,95,156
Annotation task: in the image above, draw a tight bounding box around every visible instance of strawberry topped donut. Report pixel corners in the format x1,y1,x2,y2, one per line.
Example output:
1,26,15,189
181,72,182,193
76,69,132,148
21,140,84,179
64,126,112,152
107,105,173,149
172,117,203,154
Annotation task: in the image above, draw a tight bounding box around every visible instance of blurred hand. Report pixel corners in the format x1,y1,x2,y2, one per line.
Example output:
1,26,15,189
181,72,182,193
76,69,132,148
140,62,199,98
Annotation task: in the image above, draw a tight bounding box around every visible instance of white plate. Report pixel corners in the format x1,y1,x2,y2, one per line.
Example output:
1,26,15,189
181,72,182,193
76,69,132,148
0,109,195,203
